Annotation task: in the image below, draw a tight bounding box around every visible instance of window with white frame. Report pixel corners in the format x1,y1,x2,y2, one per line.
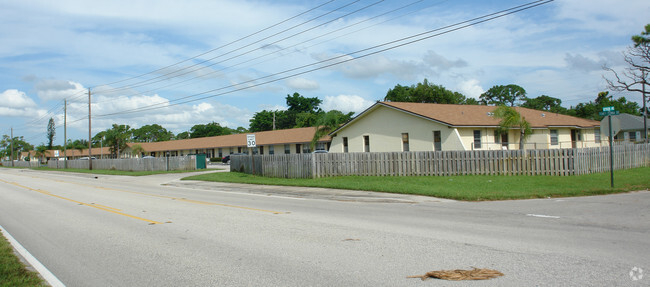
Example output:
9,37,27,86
550,130,558,146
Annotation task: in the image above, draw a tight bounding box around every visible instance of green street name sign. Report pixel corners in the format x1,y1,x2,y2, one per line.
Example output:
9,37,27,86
599,110,619,116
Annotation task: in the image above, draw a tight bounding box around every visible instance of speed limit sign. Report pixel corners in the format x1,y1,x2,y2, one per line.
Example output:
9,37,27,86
247,134,256,148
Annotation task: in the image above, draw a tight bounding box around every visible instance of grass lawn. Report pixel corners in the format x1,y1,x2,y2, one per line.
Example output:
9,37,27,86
0,233,45,287
183,167,650,201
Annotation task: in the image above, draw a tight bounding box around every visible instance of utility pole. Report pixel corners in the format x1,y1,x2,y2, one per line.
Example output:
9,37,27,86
64,99,68,169
10,127,14,167
88,88,93,170
643,70,648,143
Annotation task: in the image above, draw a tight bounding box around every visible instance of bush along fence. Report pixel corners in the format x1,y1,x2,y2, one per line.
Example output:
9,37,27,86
230,143,650,179
3,156,197,172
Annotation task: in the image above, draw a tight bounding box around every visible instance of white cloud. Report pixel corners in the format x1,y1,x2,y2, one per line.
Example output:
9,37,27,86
322,95,374,114
286,77,320,90
0,89,48,120
35,80,86,102
457,80,484,99
422,51,467,71
0,89,36,108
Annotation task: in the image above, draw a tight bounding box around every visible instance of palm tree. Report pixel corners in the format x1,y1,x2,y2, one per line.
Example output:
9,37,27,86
130,144,146,158
310,111,354,151
34,145,48,164
493,106,532,150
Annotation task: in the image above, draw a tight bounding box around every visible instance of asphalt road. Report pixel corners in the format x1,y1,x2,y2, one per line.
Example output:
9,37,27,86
0,168,648,286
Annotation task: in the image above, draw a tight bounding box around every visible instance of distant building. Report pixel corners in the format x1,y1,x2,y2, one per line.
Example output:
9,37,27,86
601,113,649,142
124,126,330,158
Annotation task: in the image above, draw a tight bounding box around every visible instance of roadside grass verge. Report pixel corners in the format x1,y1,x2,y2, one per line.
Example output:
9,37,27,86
183,167,650,201
0,233,45,287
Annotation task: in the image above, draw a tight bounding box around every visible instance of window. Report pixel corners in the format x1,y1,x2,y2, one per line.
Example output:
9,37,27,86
303,144,310,154
594,129,601,144
402,133,409,152
218,148,223,158
494,130,500,143
629,131,637,142
259,146,264,155
284,144,290,154
316,142,326,151
433,131,442,151
473,130,481,149
343,137,349,153
295,144,301,154
269,145,274,155
363,135,370,152
550,130,558,146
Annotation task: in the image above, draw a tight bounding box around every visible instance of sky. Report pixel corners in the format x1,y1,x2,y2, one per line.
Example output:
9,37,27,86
1,0,648,147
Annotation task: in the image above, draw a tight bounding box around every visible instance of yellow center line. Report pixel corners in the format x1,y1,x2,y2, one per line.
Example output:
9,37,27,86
0,179,163,225
65,180,286,214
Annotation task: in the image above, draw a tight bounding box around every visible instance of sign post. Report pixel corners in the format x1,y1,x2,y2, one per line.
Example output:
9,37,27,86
247,134,256,175
599,107,618,188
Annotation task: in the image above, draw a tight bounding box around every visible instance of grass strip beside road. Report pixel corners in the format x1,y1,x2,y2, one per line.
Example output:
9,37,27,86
0,233,45,287
183,167,650,201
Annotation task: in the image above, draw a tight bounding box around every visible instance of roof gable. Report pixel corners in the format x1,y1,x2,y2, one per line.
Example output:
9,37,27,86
331,102,600,135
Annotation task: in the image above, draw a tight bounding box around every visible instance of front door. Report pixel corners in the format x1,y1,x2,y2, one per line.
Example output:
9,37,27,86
571,130,577,148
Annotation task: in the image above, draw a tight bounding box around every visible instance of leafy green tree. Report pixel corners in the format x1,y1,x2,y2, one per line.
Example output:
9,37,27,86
132,124,174,142
190,122,231,138
493,106,532,150
480,84,527,106
104,124,132,158
175,131,190,140
130,144,146,157
35,144,48,163
384,84,413,102
0,135,34,160
286,92,322,114
567,91,641,120
249,110,289,132
384,79,473,104
66,139,88,150
522,95,567,114
310,110,354,150
47,118,56,150
249,93,324,132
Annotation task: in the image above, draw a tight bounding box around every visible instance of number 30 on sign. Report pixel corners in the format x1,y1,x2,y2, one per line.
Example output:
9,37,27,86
247,134,256,148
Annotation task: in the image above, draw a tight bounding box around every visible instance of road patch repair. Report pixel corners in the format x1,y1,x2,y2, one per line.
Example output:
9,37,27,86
408,268,504,281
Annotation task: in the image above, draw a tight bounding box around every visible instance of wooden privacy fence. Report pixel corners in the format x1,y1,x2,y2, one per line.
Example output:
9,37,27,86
230,143,650,178
45,156,197,171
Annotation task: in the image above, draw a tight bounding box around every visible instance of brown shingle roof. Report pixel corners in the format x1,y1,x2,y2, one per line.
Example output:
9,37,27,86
380,102,600,128
126,127,330,152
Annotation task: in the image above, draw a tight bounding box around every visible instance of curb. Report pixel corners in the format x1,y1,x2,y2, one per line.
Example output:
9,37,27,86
0,224,66,287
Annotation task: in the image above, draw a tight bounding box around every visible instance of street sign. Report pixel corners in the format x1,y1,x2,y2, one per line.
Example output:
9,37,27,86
246,134,256,148
599,110,620,116
602,106,615,112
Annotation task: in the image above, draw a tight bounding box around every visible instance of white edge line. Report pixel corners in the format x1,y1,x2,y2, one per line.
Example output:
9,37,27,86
0,224,66,287
526,214,561,219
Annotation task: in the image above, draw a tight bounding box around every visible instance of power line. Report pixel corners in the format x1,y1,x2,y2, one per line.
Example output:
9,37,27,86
93,0,353,96
93,0,434,105
96,0,338,90
95,0,554,118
